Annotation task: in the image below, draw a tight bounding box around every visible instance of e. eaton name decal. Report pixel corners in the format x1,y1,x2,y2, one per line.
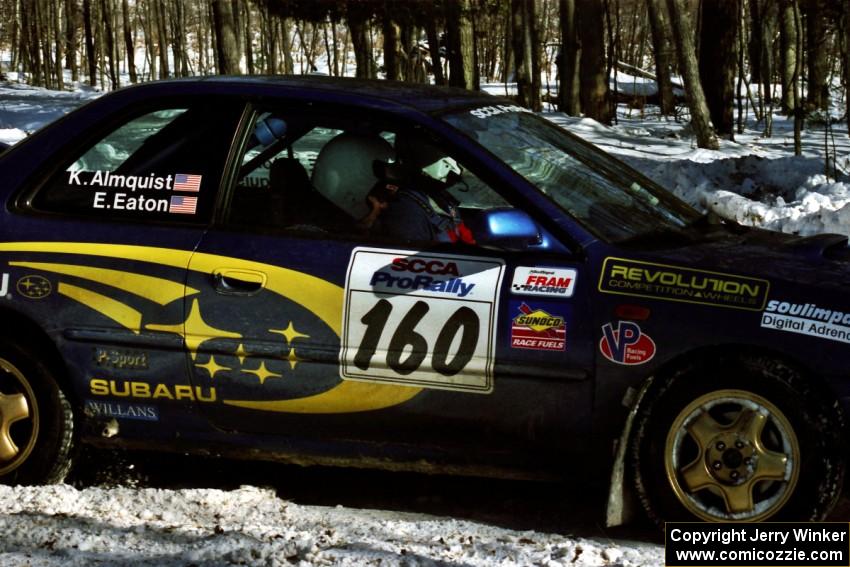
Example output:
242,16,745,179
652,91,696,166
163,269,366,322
761,300,850,345
511,267,576,297
510,303,566,351
599,321,656,365
342,248,505,393
67,170,201,215
599,257,769,311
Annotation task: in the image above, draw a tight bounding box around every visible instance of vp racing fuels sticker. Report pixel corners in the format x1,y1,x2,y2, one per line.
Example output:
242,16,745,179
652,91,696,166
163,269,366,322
341,248,505,393
599,321,656,365
598,257,769,311
511,266,576,297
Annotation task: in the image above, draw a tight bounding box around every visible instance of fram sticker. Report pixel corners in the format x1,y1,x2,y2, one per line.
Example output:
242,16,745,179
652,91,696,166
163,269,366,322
599,321,656,365
511,267,577,297
510,303,566,351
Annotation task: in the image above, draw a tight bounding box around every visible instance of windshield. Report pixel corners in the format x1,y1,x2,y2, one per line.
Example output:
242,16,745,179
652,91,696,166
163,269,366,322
443,107,701,242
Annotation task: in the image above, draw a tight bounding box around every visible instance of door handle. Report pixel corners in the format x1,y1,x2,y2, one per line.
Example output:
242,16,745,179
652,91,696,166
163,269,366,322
212,269,267,296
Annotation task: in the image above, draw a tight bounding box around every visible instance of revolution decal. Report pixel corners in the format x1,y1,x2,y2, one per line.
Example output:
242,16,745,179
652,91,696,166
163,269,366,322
511,267,576,297
598,257,769,311
761,299,850,345
510,303,566,351
0,273,7,296
16,275,51,299
0,241,424,414
599,321,656,365
84,400,159,422
67,170,203,215
341,248,505,393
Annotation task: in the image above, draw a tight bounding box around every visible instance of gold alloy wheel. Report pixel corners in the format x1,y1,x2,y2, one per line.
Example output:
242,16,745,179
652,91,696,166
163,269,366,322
0,357,38,475
664,389,800,522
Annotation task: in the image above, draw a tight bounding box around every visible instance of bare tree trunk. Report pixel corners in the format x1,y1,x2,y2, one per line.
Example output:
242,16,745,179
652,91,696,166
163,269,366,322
383,4,401,80
780,0,799,112
281,18,294,74
804,0,829,111
647,0,676,115
793,0,803,153
154,0,169,78
347,2,373,78
51,0,63,88
845,0,850,134
65,0,78,81
83,0,96,86
578,0,611,123
699,0,738,136
446,0,476,89
121,0,136,82
211,0,240,74
667,0,719,149
511,0,540,109
425,6,445,85
558,0,581,115
244,2,254,74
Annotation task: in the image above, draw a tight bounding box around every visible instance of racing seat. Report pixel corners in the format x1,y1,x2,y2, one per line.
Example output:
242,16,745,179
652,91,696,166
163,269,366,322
268,157,351,231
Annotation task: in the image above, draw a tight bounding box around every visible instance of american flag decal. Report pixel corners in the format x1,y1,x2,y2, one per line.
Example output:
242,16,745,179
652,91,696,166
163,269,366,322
169,195,198,214
174,173,202,192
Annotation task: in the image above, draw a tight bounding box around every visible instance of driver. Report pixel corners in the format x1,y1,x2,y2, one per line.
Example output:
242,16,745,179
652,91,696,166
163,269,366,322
378,134,475,244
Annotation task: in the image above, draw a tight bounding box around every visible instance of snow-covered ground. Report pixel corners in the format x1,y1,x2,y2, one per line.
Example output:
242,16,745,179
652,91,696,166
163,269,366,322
1,77,849,566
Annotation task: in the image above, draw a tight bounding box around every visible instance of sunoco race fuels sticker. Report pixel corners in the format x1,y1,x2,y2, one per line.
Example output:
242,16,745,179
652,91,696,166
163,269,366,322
341,248,505,393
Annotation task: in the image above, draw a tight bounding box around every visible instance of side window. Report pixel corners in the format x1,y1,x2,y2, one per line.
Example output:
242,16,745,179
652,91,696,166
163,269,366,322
32,102,244,223
228,109,512,244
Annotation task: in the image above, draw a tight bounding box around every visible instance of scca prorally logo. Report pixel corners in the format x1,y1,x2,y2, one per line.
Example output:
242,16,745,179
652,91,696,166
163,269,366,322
17,275,51,299
368,257,476,298
599,321,656,365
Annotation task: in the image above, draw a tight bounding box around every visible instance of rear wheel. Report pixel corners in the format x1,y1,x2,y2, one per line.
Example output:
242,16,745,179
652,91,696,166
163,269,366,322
0,339,74,484
632,354,844,523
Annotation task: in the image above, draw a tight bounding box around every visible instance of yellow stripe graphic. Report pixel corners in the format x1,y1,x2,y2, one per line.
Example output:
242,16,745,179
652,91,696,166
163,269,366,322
58,282,142,333
10,261,196,306
0,242,424,412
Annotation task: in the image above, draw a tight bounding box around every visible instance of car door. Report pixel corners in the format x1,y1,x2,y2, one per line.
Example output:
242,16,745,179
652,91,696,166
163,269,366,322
9,100,245,427
185,104,593,471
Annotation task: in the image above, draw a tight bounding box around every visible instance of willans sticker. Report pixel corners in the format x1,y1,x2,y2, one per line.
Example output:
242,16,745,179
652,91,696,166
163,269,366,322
599,321,656,365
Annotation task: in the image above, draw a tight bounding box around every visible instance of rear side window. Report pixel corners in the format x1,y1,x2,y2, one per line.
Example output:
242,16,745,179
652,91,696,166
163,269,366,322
31,102,244,223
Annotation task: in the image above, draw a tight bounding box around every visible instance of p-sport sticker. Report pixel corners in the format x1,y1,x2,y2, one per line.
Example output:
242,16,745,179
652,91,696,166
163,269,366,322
761,299,850,345
599,321,656,365
341,248,505,393
512,266,576,297
598,257,769,311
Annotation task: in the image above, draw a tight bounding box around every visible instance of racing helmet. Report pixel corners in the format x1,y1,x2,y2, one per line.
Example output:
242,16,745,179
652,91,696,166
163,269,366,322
312,133,395,220
396,133,461,185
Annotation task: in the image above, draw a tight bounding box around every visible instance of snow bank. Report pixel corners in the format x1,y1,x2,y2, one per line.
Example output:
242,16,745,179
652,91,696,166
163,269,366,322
0,485,662,566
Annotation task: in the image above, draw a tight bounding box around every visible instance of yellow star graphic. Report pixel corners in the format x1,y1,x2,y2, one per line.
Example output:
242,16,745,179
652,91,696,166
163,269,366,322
241,361,282,385
195,355,231,379
146,298,241,360
269,322,309,345
285,347,300,370
234,343,249,364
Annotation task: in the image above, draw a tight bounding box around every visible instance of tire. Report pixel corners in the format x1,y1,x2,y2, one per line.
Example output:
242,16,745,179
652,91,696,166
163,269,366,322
0,338,74,484
631,353,845,524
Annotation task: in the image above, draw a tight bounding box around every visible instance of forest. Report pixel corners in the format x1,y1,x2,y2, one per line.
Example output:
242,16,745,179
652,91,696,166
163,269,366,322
1,0,847,152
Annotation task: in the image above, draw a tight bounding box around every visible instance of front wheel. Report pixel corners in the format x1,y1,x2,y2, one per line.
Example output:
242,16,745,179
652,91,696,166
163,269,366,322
0,338,74,484
631,354,845,523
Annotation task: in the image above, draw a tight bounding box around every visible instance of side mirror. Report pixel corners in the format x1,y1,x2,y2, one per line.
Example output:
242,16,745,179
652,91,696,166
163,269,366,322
467,207,542,251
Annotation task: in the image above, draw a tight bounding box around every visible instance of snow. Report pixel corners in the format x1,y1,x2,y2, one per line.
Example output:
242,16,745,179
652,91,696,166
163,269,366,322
1,75,849,565
0,485,662,566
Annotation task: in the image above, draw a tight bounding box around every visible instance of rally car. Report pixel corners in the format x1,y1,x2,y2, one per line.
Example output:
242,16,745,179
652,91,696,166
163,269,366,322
0,76,847,526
